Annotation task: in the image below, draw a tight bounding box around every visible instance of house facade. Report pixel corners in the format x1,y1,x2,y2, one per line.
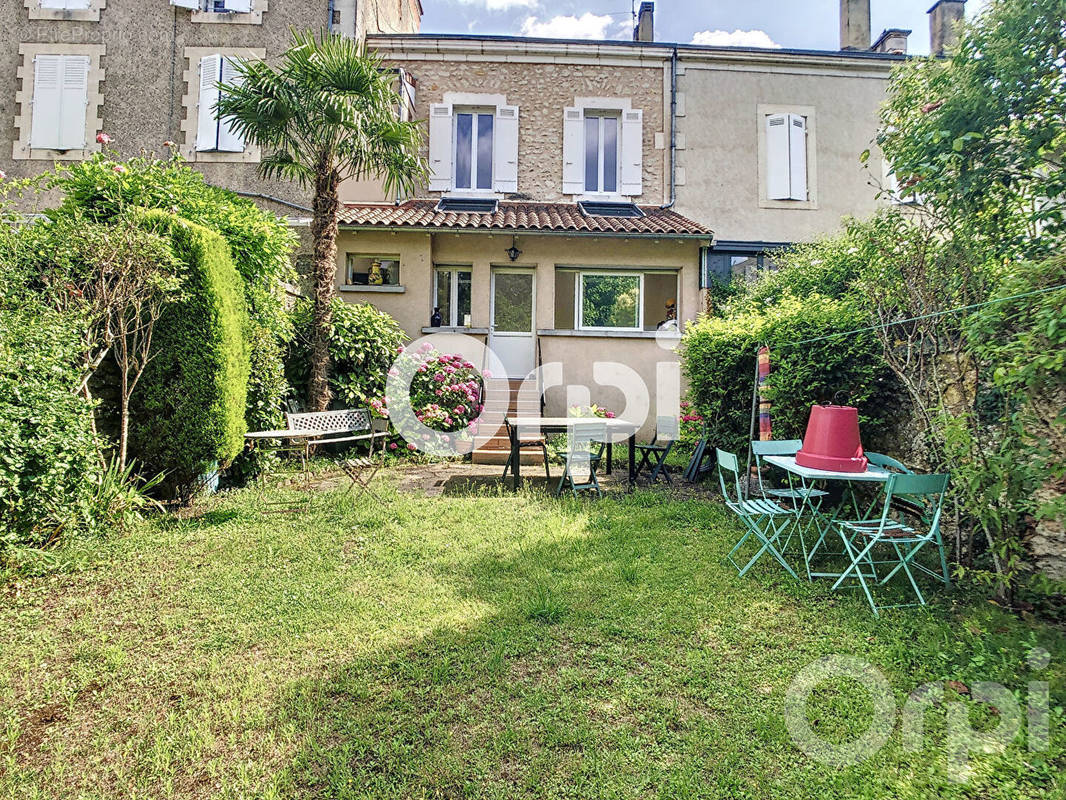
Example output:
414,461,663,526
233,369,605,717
1,0,422,216
335,0,938,452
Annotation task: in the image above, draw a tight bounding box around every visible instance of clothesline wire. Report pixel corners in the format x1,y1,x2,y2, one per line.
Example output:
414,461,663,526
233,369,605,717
776,282,1066,349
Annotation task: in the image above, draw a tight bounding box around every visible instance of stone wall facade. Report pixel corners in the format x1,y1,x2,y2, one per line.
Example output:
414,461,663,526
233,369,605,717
371,51,670,204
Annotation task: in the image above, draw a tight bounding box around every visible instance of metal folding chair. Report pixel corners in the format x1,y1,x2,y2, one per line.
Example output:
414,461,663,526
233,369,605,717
831,472,951,616
750,439,829,503
339,418,388,502
502,418,551,482
553,423,606,498
718,448,800,579
634,415,679,483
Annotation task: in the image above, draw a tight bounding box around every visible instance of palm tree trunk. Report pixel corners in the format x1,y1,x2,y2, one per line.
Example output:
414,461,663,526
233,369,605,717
308,163,340,412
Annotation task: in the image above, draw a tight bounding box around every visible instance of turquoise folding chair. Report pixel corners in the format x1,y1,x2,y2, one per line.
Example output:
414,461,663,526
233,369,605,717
751,439,829,503
553,423,606,498
718,448,800,579
831,472,951,616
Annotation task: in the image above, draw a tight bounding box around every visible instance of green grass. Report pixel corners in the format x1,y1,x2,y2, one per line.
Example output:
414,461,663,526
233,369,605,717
0,468,1063,799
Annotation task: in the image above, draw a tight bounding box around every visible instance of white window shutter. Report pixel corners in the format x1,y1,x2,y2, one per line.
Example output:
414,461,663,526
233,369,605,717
493,105,519,193
562,107,583,195
619,109,643,196
170,0,200,8
215,57,245,153
787,114,808,201
58,56,89,150
196,54,222,152
223,0,252,11
428,103,453,192
882,156,902,204
765,114,790,200
30,55,63,150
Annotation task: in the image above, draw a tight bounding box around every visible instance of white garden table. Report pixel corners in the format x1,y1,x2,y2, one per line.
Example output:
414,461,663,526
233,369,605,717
763,455,894,580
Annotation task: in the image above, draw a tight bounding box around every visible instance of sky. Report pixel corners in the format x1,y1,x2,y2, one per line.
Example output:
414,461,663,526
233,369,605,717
419,0,991,55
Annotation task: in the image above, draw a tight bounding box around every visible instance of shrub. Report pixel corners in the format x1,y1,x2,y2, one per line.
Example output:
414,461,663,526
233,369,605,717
0,304,102,550
131,211,249,499
681,293,897,455
403,346,483,437
287,298,406,410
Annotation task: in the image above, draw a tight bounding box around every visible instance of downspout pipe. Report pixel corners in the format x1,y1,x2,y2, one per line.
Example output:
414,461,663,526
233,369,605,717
660,46,678,210
327,0,335,32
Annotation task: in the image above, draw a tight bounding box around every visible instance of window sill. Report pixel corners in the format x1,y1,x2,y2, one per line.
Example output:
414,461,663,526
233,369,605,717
190,7,266,24
537,329,680,340
421,327,489,335
758,198,818,211
340,284,405,294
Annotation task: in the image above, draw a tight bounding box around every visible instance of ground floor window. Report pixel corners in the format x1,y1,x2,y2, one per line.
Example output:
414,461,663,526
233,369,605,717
346,254,400,286
701,243,786,287
434,266,472,327
554,268,678,332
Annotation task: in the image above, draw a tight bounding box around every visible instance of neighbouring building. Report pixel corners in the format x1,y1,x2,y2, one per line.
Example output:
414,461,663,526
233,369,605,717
1,0,421,217
335,1,953,456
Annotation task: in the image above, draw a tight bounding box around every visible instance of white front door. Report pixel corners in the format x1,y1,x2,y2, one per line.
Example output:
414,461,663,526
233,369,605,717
489,268,535,378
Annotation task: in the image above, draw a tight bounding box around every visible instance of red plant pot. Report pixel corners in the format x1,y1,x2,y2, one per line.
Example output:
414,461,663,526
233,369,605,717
795,404,869,473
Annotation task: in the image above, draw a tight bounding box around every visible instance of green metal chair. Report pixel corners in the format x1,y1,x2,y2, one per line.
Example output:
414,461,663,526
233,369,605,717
831,472,951,617
750,439,829,503
502,418,551,482
634,415,679,484
718,448,800,579
553,423,607,498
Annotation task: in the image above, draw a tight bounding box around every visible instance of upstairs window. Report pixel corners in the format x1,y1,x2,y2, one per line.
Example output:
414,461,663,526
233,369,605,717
171,0,253,11
29,55,90,151
196,54,244,153
454,109,494,192
427,97,518,195
563,104,643,198
38,0,91,8
765,112,808,201
583,112,619,194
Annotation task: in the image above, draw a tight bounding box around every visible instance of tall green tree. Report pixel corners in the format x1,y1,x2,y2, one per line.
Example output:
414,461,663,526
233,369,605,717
218,31,424,411
876,0,1066,260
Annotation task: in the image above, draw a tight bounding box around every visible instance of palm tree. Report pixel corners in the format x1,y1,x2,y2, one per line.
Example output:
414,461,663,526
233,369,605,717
218,31,425,411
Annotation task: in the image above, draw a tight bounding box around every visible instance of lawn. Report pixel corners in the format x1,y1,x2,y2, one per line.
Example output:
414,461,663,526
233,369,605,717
0,466,1063,799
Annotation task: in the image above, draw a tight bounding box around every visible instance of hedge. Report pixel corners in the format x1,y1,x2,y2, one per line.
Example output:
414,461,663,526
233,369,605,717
681,293,898,456
131,210,249,499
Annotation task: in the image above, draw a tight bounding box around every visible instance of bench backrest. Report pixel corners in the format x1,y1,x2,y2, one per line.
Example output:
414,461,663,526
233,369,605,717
286,408,371,434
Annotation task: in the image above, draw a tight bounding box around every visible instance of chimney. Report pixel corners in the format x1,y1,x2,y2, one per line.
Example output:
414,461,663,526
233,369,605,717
871,28,911,55
839,0,871,50
928,0,965,56
634,1,654,42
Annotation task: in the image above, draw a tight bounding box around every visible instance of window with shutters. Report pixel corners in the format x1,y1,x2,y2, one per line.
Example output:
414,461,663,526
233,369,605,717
427,93,518,196
171,0,266,24
14,44,105,160
562,99,643,199
180,47,264,163
757,104,817,209
26,0,104,21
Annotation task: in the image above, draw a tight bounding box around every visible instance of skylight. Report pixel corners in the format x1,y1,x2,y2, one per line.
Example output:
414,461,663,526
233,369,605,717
577,201,645,218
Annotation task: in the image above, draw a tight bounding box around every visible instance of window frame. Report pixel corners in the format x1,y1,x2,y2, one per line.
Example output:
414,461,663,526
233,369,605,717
582,111,621,195
27,0,105,21
452,106,495,194
345,254,402,288
576,270,645,332
757,103,818,210
433,266,473,328
180,46,264,163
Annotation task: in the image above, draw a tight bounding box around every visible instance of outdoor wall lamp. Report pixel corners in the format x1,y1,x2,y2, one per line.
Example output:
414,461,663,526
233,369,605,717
506,236,522,262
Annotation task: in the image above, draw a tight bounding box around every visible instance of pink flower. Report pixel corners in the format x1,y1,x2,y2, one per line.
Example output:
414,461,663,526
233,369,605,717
433,373,446,382
389,442,398,450
396,345,405,354
112,165,127,175
96,132,112,145
406,442,417,451
435,389,443,396
605,411,616,419
454,405,465,414
162,140,175,148
388,367,399,377
482,370,492,379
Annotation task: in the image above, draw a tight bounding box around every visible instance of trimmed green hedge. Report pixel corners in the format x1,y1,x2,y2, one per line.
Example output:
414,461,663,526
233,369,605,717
131,211,249,498
681,294,898,455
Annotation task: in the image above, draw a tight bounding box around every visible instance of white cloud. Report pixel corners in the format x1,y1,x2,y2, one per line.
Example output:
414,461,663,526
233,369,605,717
519,12,613,40
691,29,781,49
